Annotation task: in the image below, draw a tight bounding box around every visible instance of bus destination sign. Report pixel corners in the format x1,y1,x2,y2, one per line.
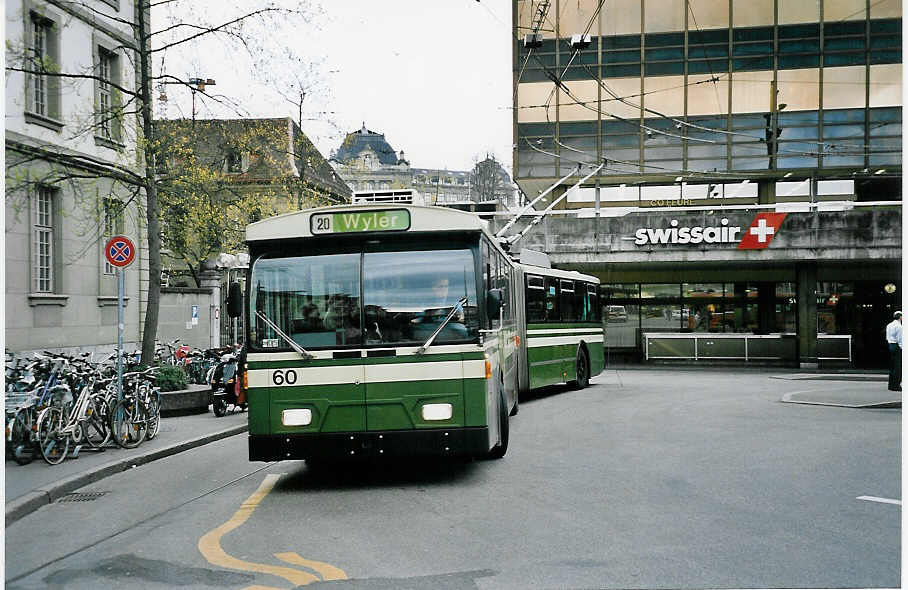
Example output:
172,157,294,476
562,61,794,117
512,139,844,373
310,210,411,234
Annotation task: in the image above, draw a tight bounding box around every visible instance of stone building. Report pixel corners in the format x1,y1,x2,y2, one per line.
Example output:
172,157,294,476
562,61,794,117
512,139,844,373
155,117,351,285
5,0,146,355
511,0,901,368
331,124,516,211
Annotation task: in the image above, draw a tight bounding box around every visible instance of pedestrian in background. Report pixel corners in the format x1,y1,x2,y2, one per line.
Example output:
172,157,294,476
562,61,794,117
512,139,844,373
885,311,902,391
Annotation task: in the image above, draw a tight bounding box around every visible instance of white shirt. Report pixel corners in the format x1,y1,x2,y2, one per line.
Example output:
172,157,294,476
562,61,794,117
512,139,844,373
885,319,902,346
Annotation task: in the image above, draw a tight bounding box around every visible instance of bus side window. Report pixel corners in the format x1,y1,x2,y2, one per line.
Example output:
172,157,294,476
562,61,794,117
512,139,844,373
589,284,600,322
576,282,588,321
545,277,559,322
560,280,576,322
577,282,594,322
490,249,500,329
481,240,491,329
526,275,546,323
496,252,510,324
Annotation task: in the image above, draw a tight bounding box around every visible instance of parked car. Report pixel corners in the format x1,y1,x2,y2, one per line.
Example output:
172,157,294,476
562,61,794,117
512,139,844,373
670,308,690,321
607,305,628,322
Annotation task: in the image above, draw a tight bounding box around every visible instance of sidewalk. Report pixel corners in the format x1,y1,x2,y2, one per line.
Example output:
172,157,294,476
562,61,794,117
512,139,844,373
5,407,248,525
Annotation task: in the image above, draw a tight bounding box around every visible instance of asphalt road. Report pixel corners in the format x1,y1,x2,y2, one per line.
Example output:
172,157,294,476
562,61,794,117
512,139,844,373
5,368,900,589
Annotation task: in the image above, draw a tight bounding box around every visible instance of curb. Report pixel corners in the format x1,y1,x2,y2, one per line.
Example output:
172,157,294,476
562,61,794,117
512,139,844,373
770,374,888,382
5,423,248,526
780,391,902,409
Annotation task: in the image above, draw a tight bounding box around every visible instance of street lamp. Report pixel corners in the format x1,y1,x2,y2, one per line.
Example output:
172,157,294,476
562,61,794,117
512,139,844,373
159,77,216,121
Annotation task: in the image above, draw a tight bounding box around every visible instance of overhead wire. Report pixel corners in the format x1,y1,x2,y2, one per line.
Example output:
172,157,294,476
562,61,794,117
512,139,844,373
503,0,896,165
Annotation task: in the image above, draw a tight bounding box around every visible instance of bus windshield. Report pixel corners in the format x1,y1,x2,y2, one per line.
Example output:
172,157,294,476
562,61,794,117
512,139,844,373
250,248,478,350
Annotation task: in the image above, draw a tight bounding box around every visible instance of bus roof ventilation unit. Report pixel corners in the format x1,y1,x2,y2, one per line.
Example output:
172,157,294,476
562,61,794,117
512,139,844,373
519,248,552,268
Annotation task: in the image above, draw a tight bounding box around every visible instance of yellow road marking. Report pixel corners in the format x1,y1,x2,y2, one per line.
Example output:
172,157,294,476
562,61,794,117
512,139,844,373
275,552,348,580
198,474,325,587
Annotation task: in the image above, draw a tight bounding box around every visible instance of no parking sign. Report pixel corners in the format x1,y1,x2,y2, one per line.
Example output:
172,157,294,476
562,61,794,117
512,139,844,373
105,235,136,403
104,236,136,268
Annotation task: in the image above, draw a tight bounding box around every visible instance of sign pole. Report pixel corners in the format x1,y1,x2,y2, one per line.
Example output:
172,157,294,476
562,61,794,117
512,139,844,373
105,235,136,402
117,267,124,402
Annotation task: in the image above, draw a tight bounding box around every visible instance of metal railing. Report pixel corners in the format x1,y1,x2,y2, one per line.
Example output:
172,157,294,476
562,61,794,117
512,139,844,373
644,333,851,363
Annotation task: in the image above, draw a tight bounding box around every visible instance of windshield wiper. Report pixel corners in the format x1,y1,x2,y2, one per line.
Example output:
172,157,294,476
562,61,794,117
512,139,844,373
255,310,313,359
415,297,467,355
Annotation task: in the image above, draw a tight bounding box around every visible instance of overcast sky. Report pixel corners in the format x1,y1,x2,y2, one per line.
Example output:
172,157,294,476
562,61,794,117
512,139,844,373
157,1,513,174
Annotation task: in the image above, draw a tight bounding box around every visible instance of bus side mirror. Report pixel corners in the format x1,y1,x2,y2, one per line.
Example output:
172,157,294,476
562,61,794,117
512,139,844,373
226,282,243,318
487,288,503,321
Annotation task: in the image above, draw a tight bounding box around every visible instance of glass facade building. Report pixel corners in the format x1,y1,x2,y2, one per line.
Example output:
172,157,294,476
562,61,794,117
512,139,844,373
511,0,901,368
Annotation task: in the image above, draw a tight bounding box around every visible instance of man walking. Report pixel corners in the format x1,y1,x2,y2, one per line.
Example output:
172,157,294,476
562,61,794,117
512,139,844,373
885,311,902,391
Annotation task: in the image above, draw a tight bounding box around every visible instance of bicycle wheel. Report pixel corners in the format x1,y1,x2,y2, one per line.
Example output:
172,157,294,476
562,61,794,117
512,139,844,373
9,410,35,465
83,398,111,448
36,406,70,465
111,399,146,449
145,391,161,441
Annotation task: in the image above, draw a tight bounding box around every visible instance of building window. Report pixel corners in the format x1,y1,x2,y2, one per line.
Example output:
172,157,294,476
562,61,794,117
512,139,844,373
96,47,120,142
31,18,48,116
23,9,62,130
732,26,774,71
823,20,866,67
103,198,124,275
644,32,684,76
33,186,56,293
869,18,902,65
602,34,642,78
226,150,248,173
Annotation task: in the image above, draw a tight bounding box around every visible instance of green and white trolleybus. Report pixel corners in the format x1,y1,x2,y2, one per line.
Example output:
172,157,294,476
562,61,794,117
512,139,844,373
235,203,602,462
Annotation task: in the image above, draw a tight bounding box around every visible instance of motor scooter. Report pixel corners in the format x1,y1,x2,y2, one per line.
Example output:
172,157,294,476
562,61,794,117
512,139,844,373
208,346,245,417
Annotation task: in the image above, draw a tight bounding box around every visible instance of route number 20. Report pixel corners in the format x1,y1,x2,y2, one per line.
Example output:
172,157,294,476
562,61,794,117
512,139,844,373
272,369,298,385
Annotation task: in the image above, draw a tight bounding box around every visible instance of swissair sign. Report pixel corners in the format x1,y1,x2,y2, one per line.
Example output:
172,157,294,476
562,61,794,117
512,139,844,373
632,213,788,250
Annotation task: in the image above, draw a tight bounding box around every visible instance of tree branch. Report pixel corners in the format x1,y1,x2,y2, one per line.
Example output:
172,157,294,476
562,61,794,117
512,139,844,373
149,8,288,54
5,67,139,99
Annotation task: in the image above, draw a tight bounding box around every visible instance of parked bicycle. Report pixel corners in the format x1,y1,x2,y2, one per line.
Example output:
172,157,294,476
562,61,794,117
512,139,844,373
5,349,163,466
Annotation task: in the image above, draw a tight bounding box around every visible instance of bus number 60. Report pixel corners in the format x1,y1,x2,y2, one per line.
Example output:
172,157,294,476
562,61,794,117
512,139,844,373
272,369,298,385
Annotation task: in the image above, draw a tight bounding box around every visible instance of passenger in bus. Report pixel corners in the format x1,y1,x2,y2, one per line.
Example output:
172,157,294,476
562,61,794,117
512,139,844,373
298,295,323,330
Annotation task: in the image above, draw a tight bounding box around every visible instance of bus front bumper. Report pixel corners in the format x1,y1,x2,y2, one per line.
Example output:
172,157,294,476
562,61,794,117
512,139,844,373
248,427,490,462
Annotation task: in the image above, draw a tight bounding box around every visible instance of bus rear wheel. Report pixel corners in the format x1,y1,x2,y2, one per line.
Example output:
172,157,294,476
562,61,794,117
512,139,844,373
569,348,589,390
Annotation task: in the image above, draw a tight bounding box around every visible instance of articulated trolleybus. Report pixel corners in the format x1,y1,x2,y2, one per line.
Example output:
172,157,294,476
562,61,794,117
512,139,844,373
234,203,602,462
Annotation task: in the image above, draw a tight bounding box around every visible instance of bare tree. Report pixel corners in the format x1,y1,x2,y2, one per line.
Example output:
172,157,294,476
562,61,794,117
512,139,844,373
5,0,322,364
470,153,508,209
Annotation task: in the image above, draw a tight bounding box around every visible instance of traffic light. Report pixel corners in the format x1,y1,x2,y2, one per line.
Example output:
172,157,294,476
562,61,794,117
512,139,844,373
763,113,783,158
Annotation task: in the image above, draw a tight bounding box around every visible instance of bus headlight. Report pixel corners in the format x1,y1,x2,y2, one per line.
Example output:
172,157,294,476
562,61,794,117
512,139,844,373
421,403,453,421
281,409,312,426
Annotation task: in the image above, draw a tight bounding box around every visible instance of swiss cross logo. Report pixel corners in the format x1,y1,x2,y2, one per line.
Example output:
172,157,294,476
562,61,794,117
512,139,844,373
737,213,787,250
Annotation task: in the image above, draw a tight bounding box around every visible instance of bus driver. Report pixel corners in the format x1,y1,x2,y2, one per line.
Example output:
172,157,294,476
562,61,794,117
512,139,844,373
432,277,463,319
